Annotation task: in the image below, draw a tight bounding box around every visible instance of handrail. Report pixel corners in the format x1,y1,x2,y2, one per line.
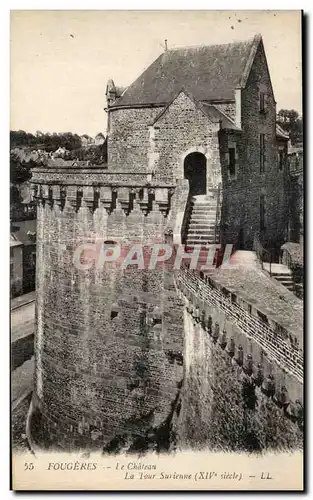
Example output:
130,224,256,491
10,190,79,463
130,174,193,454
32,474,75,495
181,194,193,246
253,234,273,277
214,183,221,244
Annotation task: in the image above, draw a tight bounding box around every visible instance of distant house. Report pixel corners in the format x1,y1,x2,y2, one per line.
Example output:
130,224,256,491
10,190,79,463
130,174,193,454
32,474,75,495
52,146,68,158
10,233,23,298
80,135,95,148
95,133,105,146
289,145,303,176
10,219,37,296
10,182,36,222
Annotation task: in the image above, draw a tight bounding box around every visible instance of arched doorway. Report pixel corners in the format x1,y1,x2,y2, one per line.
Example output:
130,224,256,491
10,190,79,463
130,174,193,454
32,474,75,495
184,152,207,196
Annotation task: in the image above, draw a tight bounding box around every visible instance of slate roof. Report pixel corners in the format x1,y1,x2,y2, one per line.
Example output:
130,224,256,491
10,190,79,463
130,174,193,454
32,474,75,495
115,86,126,98
115,35,261,107
201,103,240,130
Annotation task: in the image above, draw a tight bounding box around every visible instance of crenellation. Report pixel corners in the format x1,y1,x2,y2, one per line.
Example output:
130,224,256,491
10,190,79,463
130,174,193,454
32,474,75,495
31,179,176,218
176,268,303,402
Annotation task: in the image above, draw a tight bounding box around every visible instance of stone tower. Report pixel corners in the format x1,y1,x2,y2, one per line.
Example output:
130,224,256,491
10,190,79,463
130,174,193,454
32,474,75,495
27,157,187,451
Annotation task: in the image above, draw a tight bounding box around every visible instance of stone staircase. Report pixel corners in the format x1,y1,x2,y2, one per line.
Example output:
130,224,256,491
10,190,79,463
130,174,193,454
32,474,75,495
185,194,219,247
263,263,294,293
183,193,220,272
272,272,294,293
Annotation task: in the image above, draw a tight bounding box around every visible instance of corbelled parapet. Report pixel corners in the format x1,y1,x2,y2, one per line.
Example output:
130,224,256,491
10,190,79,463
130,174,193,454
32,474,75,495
172,267,303,450
176,266,303,426
31,162,175,217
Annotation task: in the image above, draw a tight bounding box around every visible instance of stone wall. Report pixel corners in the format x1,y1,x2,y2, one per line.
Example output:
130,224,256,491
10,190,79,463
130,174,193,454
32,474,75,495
108,107,161,172
150,92,222,188
165,178,189,244
28,177,185,451
108,93,222,189
174,267,303,451
220,42,288,250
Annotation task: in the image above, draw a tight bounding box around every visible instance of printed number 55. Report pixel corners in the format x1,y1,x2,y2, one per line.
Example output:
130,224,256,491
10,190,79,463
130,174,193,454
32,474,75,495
24,463,34,470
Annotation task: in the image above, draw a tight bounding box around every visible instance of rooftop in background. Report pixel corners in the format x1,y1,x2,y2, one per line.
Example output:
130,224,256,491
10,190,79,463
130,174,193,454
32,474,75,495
11,290,36,311
11,219,37,246
10,233,23,248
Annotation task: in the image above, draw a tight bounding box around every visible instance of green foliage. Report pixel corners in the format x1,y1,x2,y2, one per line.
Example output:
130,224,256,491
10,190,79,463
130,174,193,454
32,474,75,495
10,130,107,164
277,109,303,145
10,130,82,151
10,151,32,184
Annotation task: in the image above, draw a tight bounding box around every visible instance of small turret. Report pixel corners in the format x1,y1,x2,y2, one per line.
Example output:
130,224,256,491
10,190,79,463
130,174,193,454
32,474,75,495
106,78,117,107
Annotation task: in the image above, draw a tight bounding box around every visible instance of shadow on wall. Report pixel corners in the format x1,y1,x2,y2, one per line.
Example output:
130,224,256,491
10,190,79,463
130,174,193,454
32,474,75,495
218,131,287,256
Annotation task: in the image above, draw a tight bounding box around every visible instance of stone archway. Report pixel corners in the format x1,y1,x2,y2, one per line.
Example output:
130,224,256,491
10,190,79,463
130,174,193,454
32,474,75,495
184,152,207,197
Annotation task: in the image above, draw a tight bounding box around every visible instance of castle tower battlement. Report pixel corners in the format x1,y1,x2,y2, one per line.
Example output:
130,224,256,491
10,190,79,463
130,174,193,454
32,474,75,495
27,161,186,451
31,163,176,216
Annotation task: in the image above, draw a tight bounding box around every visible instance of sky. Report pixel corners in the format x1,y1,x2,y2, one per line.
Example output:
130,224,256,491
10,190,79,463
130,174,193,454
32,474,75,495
10,10,302,136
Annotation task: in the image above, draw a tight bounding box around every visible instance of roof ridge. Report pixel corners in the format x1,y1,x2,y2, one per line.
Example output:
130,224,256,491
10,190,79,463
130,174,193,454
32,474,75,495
114,34,264,107
167,35,258,52
239,33,263,88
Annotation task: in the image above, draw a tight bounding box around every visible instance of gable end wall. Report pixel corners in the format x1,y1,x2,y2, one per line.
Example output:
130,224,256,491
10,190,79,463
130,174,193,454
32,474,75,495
220,42,288,249
151,92,222,188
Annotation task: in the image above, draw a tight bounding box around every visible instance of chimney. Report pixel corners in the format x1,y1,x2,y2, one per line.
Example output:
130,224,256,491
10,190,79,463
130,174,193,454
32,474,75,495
164,39,168,51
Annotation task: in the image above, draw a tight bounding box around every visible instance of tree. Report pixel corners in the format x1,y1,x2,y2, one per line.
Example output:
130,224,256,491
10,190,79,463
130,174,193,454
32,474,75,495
10,152,32,184
10,130,82,151
60,132,82,151
277,109,303,145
